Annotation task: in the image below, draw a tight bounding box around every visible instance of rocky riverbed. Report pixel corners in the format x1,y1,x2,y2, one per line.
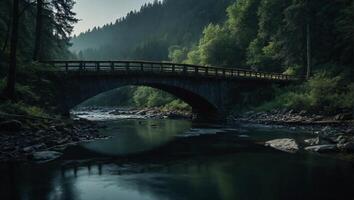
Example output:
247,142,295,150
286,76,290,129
0,115,106,162
75,106,193,120
231,109,354,155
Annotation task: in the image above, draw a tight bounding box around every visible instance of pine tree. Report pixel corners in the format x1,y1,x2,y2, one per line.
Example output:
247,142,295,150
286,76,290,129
3,0,20,100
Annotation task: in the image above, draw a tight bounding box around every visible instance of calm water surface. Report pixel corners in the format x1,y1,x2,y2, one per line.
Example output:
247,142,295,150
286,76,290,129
1,115,354,200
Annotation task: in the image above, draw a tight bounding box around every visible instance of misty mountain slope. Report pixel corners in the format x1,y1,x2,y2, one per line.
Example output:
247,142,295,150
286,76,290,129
71,0,233,60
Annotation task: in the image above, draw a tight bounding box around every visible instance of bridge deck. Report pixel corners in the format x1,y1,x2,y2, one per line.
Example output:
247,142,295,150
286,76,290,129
43,60,300,81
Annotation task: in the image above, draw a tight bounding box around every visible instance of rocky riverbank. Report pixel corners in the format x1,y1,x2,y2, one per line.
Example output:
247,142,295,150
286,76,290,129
112,107,192,119
76,106,193,120
231,110,354,154
0,114,106,162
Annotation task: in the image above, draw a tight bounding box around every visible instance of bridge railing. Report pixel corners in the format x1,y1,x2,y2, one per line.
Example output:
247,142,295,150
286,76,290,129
42,60,299,81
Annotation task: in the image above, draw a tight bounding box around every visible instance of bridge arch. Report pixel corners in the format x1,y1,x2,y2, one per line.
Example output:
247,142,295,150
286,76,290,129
57,76,223,119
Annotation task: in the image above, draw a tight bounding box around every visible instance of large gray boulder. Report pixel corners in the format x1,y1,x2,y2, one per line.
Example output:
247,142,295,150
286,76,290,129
265,138,299,153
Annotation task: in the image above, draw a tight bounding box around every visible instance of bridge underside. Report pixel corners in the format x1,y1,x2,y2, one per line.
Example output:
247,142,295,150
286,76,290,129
54,73,276,120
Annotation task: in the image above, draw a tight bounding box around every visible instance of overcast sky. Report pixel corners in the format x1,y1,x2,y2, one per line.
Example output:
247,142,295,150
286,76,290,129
73,0,155,35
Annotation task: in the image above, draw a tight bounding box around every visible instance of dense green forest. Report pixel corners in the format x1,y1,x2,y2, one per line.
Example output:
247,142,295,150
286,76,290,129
0,0,77,115
181,0,354,114
1,0,353,116
0,0,76,62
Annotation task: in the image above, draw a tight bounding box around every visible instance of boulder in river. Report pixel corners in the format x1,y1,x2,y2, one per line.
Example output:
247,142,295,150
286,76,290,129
0,120,23,132
334,113,352,121
32,151,63,163
337,142,354,152
304,136,333,146
265,138,299,153
305,145,338,153
304,138,319,146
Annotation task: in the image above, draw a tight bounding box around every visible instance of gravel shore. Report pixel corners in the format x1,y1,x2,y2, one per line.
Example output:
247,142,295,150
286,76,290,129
0,115,106,162
230,109,354,154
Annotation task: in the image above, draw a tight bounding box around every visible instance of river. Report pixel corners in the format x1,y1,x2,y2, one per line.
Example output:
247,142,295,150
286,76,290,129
1,109,354,200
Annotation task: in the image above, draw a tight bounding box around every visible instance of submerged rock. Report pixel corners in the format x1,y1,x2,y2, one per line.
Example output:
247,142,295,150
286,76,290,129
305,145,338,153
32,151,63,163
265,138,299,153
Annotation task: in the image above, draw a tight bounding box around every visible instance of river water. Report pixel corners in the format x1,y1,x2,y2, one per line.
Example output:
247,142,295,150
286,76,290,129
1,110,354,200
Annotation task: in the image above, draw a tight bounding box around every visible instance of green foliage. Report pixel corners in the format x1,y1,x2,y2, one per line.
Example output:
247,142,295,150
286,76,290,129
247,39,281,71
184,0,353,74
0,0,77,62
180,0,353,115
0,62,61,115
0,101,47,117
186,24,240,66
184,0,262,68
133,87,190,110
257,72,354,114
168,45,188,63
164,99,190,111
133,87,174,108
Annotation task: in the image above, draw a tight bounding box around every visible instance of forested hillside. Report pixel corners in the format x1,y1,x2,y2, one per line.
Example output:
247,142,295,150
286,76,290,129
181,0,354,72
0,0,76,62
177,0,353,114
71,0,233,60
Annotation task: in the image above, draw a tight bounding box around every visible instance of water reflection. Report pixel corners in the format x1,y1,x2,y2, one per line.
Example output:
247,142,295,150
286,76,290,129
82,119,191,155
1,119,354,200
3,152,354,200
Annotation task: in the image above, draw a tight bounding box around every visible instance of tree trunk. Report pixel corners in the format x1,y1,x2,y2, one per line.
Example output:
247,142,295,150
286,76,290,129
306,22,311,80
3,0,20,100
33,0,43,61
1,24,10,53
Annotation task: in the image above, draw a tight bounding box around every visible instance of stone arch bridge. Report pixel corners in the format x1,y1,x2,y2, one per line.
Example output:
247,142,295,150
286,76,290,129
44,60,299,119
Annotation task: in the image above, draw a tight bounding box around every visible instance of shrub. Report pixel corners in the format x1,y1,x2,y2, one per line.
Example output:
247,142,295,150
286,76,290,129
257,71,354,114
164,99,191,111
0,101,47,117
